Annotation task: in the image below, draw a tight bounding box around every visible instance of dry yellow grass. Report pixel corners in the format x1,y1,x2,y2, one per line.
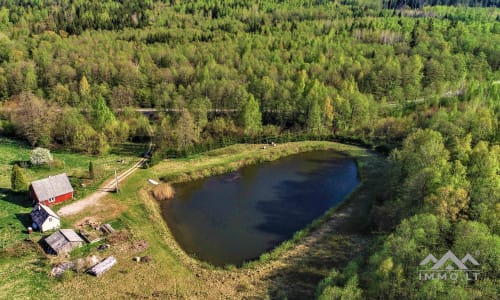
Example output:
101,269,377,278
151,183,175,201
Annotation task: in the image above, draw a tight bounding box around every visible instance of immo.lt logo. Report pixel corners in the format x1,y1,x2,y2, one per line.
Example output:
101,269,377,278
418,250,480,281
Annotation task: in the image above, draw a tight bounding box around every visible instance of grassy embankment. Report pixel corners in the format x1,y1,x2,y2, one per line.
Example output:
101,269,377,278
1,141,386,299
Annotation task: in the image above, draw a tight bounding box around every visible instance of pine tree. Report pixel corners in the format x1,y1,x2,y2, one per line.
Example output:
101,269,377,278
11,165,28,192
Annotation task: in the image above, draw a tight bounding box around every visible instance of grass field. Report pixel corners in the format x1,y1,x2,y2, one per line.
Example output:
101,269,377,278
0,138,143,189
0,141,387,299
0,138,143,249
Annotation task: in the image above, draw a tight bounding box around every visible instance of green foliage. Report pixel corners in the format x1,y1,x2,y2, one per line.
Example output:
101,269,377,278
91,95,116,131
317,262,363,300
392,129,451,205
29,147,53,166
307,99,323,135
11,164,28,192
241,95,262,135
176,108,198,151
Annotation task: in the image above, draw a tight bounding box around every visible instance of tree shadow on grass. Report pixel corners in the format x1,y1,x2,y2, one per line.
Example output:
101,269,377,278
15,213,32,232
0,188,32,208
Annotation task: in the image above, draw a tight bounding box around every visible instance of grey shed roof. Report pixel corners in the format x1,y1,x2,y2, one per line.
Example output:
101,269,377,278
31,173,73,200
31,203,59,225
59,229,83,242
45,229,84,253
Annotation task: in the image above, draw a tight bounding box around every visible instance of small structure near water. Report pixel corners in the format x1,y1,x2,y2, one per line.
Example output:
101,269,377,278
88,256,117,277
44,229,84,255
148,179,159,185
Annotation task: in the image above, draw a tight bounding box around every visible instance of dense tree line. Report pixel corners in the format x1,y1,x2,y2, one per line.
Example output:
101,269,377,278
0,2,498,156
382,0,500,9
0,0,153,34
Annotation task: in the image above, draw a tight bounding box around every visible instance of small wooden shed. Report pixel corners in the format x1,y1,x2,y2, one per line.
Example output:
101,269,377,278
30,203,60,232
45,229,84,255
88,256,117,277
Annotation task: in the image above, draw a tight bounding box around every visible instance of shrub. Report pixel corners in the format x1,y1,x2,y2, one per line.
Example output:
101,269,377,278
11,165,28,192
30,147,53,165
151,183,175,201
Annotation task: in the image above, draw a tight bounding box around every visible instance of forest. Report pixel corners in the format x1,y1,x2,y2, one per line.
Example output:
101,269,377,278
0,0,498,299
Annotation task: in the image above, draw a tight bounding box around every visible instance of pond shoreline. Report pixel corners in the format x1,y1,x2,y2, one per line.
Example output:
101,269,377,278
46,141,387,299
162,150,360,267
140,141,387,298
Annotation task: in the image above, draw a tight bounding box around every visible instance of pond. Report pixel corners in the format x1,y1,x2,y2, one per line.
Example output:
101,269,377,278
161,150,360,266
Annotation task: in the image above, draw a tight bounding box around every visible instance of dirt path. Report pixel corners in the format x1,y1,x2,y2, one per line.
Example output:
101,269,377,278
58,158,147,216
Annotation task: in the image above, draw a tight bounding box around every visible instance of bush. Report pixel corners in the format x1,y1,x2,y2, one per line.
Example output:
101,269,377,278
11,165,28,192
30,147,53,165
151,183,175,201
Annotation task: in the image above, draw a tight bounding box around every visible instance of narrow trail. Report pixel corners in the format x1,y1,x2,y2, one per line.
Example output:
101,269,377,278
58,154,149,217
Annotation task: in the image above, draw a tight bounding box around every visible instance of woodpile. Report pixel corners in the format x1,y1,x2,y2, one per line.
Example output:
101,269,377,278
50,262,75,277
99,224,115,235
88,256,117,277
79,229,102,244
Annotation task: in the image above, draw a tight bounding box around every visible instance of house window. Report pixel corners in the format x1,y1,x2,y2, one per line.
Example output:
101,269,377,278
48,197,56,203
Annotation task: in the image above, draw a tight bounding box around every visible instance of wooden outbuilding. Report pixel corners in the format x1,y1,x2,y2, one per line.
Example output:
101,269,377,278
30,203,60,232
88,256,117,277
29,173,74,206
44,229,84,255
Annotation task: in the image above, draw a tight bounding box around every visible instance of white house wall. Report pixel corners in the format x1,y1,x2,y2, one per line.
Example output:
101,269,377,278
41,217,61,232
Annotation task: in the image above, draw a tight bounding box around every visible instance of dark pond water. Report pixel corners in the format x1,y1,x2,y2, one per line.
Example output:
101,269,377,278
161,151,360,266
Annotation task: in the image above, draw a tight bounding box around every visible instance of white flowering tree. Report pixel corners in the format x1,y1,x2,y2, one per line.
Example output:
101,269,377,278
30,147,53,165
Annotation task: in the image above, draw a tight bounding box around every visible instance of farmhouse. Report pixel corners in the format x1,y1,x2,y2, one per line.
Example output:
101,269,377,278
29,173,74,206
30,203,60,232
44,229,84,255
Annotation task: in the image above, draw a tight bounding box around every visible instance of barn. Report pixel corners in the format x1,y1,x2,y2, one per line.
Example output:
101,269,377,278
44,229,84,255
30,203,60,232
29,173,74,206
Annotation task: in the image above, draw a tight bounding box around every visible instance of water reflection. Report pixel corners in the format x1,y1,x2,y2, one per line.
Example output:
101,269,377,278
161,151,360,266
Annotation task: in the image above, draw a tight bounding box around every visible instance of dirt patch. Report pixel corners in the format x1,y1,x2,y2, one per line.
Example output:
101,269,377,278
58,158,146,217
130,240,149,252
